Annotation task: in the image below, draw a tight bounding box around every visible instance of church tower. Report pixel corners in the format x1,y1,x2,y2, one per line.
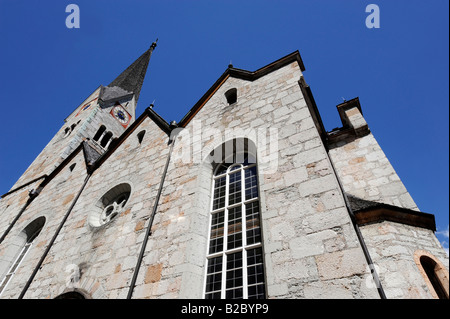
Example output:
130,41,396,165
8,41,157,192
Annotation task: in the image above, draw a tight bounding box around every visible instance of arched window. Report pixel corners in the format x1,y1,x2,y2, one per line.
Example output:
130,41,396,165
0,217,45,295
55,291,86,299
63,127,71,138
420,255,449,299
100,131,113,148
137,130,146,145
204,139,266,299
108,137,118,150
414,250,449,299
225,88,237,105
93,125,106,142
88,183,131,228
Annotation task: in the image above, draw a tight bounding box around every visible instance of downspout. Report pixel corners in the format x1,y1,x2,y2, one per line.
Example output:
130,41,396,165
326,149,387,299
127,122,179,299
18,172,92,299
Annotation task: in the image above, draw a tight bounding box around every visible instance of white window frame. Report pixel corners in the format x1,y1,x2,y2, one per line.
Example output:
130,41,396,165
0,242,32,296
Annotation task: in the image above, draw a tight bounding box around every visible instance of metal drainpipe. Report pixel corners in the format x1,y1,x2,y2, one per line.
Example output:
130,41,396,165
127,124,178,299
326,149,387,299
18,173,91,299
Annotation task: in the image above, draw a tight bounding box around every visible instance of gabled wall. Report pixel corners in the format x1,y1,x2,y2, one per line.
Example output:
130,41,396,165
152,59,378,298
0,150,88,298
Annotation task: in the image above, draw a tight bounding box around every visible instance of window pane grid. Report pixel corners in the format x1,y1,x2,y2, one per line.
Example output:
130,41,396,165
212,177,226,210
245,201,261,245
205,256,223,299
209,211,225,254
244,166,258,200
228,172,241,206
227,206,242,250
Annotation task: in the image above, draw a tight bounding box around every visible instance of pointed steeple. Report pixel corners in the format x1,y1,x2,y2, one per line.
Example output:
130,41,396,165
99,40,157,104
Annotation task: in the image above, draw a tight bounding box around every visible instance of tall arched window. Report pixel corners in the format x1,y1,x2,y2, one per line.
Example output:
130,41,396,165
0,217,45,295
100,131,113,148
420,255,449,299
204,139,266,299
93,125,106,142
414,250,449,299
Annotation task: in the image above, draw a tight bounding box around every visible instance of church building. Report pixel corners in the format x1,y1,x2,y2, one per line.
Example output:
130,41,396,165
0,42,448,299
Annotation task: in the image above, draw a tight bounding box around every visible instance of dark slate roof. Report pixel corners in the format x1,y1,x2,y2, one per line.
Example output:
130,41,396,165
100,42,157,104
98,85,134,104
346,194,381,212
82,140,102,166
346,193,436,231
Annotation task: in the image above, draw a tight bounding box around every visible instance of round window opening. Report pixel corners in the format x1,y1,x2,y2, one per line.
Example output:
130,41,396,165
89,183,131,228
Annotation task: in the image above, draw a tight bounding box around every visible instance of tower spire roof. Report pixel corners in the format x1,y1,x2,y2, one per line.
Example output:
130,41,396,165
99,40,157,104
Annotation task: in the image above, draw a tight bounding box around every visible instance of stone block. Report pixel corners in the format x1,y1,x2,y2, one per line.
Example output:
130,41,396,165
298,174,337,197
315,248,367,281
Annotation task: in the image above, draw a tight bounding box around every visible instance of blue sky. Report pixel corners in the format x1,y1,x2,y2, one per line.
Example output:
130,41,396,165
0,1,448,252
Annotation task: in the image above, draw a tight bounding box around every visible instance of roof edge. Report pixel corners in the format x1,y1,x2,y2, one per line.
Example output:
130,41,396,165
354,204,436,232
178,50,305,127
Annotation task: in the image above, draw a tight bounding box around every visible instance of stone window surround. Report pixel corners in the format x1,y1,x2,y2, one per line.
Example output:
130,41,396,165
88,183,132,229
0,216,46,296
414,249,449,299
202,137,266,299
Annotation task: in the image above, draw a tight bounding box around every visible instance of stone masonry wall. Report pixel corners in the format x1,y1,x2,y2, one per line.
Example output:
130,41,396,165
152,61,379,299
0,178,43,278
328,132,418,211
359,221,449,299
0,151,89,298
327,105,448,299
16,117,169,299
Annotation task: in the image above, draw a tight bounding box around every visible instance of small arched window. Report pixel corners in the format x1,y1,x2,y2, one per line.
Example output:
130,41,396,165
100,132,113,148
0,217,46,296
55,291,86,299
225,88,237,105
415,250,449,299
63,127,71,138
93,125,106,142
108,138,118,150
420,255,449,299
137,130,146,145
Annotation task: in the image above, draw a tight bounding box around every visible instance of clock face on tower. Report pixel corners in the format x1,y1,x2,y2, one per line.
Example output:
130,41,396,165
110,104,131,128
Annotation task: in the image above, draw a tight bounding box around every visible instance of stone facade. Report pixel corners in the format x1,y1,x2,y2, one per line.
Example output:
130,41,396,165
328,100,418,211
0,50,448,299
360,221,448,299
